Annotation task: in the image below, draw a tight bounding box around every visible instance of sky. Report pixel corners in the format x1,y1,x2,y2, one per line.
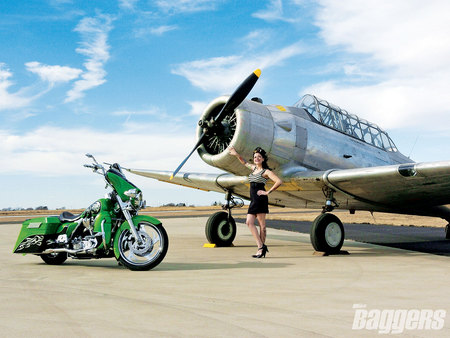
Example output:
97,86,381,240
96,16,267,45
1,0,450,209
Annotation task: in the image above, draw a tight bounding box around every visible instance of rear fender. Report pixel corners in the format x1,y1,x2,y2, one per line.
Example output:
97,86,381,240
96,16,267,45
13,216,63,254
113,215,161,259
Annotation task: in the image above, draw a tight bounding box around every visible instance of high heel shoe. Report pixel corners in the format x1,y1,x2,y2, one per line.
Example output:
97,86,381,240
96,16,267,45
252,244,269,258
252,247,263,258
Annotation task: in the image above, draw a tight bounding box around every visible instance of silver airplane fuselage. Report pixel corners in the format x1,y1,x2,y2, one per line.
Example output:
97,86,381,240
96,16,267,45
197,95,411,178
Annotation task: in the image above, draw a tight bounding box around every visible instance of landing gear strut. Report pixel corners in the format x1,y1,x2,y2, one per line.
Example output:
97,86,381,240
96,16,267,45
205,191,243,247
310,188,345,254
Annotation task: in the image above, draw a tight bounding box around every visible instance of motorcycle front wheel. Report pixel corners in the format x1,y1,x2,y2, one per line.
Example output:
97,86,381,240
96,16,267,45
118,221,168,271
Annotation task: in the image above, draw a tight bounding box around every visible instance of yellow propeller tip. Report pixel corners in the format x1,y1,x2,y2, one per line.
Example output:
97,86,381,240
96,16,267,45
254,69,261,78
170,175,174,180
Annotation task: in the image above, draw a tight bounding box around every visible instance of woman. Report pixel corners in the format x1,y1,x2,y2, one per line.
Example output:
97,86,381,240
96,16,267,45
228,146,282,258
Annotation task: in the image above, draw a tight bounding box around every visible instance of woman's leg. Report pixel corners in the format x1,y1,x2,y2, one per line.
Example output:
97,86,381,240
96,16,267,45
256,213,267,244
246,214,263,249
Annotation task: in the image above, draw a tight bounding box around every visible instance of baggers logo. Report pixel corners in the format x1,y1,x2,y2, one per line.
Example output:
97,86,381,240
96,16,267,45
352,304,446,334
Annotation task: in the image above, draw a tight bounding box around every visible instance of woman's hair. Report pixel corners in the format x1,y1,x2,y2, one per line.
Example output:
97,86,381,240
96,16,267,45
253,147,270,169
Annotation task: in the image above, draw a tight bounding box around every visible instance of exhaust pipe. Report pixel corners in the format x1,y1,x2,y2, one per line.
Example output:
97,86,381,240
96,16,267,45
41,247,96,255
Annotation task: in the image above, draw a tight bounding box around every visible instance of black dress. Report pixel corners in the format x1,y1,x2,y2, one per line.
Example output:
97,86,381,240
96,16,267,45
248,169,269,215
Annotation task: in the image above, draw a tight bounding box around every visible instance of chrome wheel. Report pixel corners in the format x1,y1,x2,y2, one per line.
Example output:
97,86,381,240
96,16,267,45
118,221,168,271
325,222,342,248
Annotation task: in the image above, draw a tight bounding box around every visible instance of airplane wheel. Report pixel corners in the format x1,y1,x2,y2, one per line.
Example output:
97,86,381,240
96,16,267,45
446,224,450,240
310,213,344,254
205,211,236,247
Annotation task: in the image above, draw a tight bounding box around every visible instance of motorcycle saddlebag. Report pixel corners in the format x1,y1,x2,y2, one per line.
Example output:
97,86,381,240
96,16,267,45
13,217,62,254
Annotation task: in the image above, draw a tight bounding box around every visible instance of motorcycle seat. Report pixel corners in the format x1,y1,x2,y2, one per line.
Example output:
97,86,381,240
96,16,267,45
59,211,83,222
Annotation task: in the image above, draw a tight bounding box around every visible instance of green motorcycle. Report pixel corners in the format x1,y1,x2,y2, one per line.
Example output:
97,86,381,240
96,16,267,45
13,154,168,271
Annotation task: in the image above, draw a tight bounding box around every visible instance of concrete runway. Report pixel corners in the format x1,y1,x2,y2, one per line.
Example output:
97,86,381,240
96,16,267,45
1,217,449,337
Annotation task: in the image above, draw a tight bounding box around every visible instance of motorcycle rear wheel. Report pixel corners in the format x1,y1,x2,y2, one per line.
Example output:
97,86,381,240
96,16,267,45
118,221,168,271
40,252,68,265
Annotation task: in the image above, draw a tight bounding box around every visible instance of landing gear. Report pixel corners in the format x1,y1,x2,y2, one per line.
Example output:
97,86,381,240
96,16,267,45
311,187,345,254
205,191,242,247
205,211,236,247
445,224,450,240
310,213,345,254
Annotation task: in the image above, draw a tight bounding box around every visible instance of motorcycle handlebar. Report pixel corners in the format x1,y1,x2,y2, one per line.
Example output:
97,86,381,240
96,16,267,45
84,163,104,172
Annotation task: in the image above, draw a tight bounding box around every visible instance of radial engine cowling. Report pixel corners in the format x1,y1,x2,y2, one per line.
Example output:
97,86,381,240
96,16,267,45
197,96,298,176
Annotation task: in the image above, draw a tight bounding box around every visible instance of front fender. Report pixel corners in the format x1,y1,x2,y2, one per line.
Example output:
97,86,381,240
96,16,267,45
113,215,162,259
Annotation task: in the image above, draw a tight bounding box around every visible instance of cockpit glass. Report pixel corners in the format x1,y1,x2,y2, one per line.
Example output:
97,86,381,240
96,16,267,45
295,94,398,152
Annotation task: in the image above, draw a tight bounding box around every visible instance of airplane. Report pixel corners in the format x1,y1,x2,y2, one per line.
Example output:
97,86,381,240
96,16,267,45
126,69,450,254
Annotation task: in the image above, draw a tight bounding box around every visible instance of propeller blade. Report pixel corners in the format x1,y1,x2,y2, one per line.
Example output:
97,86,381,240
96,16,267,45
214,69,261,124
170,69,261,180
170,133,206,180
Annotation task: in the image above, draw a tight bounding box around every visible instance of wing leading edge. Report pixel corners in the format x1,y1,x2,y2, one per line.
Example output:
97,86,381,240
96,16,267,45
126,169,249,194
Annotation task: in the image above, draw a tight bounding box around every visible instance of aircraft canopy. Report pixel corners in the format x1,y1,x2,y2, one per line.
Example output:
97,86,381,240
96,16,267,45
295,94,398,152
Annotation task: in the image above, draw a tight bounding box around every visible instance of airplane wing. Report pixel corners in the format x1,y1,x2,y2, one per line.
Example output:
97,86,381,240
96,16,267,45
126,169,250,195
127,160,450,220
324,161,450,206
287,160,450,219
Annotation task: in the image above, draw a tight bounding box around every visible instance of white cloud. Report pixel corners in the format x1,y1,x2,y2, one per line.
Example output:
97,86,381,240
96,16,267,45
316,0,450,73
25,61,82,84
134,25,178,37
0,64,33,111
150,25,177,35
239,29,273,50
252,0,299,23
65,14,113,102
188,101,208,116
0,124,225,208
0,124,210,177
305,0,450,131
171,42,304,93
155,0,220,14
111,106,165,116
119,0,139,11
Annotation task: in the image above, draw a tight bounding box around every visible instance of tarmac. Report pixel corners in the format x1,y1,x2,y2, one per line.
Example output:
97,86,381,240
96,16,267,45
1,216,449,337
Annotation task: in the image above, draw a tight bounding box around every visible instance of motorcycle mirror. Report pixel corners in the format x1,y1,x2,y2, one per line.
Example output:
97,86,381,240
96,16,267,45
86,153,93,158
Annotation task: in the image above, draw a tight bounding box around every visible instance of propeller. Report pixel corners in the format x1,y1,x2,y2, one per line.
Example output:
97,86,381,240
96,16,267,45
170,69,261,180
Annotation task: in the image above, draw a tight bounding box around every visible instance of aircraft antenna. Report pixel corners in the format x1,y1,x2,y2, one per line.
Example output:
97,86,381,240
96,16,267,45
408,135,420,159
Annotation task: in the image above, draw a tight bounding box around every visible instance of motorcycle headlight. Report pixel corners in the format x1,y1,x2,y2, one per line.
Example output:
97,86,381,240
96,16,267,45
133,191,144,209
124,189,144,209
87,201,101,215
91,201,101,213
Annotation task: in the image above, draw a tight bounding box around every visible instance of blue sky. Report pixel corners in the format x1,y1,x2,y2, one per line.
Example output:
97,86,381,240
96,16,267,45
1,0,450,209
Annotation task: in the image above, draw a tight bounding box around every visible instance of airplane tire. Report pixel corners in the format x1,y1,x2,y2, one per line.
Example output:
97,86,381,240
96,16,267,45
310,213,344,254
205,211,236,247
446,224,450,240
